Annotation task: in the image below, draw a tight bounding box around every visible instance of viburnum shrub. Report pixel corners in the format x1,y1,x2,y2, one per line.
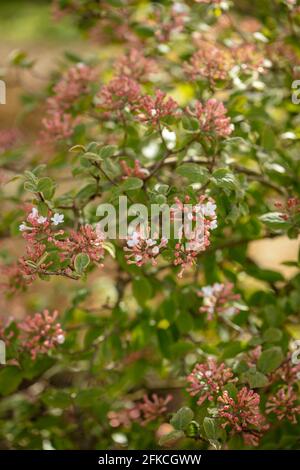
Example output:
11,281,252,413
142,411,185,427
0,0,300,450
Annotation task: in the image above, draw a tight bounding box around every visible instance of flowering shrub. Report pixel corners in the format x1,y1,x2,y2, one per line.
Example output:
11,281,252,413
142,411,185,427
0,0,300,451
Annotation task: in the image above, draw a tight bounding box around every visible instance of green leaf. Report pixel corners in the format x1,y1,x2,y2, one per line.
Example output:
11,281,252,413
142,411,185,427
259,212,289,230
37,177,55,200
0,366,23,396
99,145,118,159
203,417,218,440
257,347,284,374
132,277,152,306
120,177,143,191
74,253,90,274
182,115,200,132
170,407,194,431
159,430,184,446
212,168,237,190
241,368,269,388
84,152,103,162
263,327,283,343
176,164,209,184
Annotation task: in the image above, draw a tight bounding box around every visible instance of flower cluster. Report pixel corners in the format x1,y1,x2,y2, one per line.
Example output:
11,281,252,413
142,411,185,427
39,112,77,146
153,3,188,43
97,76,141,116
40,63,96,146
186,99,234,138
217,387,269,446
108,394,173,428
198,282,241,321
0,129,20,153
54,224,105,265
19,309,65,360
187,359,236,405
124,228,168,267
116,48,156,82
185,42,233,85
137,90,179,126
266,387,300,424
171,195,218,277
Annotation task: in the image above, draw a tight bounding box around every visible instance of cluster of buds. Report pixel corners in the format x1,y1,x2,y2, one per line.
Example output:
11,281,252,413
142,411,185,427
48,63,97,112
124,227,168,267
120,159,150,180
54,224,105,266
217,387,269,447
0,129,20,153
137,90,180,126
108,394,173,428
40,63,96,146
171,195,217,277
153,3,188,43
39,112,77,146
19,309,65,360
186,99,234,138
266,387,300,424
187,358,236,405
116,48,156,82
198,282,241,321
97,76,141,116
184,41,233,86
232,44,270,76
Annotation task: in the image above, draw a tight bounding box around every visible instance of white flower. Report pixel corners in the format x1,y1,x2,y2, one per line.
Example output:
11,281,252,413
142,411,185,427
127,231,140,248
135,255,143,262
56,334,65,345
162,127,176,149
202,286,214,297
19,223,31,232
146,238,156,247
51,213,64,226
152,246,160,255
210,219,218,230
37,216,47,224
203,201,217,217
30,207,39,219
151,109,157,117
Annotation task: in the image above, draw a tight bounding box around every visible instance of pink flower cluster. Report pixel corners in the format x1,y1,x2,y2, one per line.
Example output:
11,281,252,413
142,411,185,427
217,387,269,447
124,227,168,267
120,159,150,180
137,90,179,126
98,76,141,115
153,3,187,43
185,42,233,86
266,387,300,424
171,195,218,277
40,63,96,146
198,282,241,321
185,40,268,86
54,224,105,265
186,99,234,138
187,358,236,405
19,309,65,360
0,129,20,153
116,48,156,82
108,394,173,428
